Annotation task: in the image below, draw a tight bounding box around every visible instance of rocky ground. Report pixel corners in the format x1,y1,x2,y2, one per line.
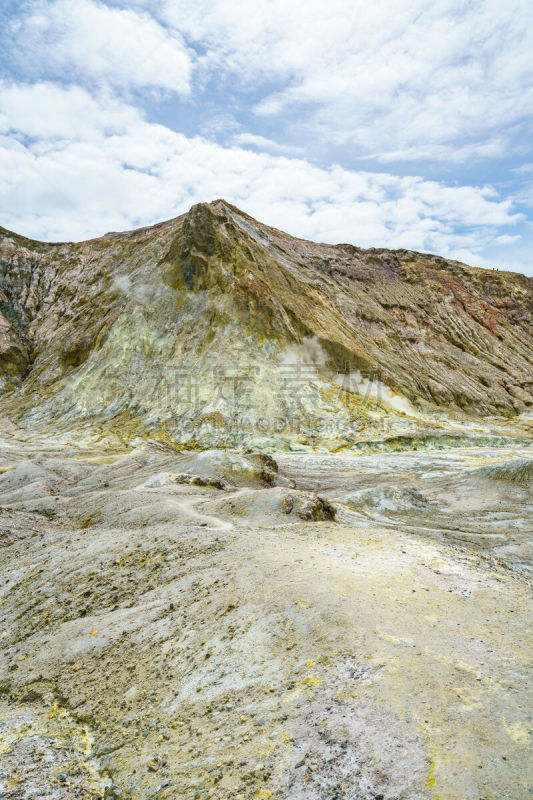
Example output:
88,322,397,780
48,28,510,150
1,439,531,799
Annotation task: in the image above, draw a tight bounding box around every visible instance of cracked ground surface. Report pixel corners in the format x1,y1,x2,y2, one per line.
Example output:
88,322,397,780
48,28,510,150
0,441,532,799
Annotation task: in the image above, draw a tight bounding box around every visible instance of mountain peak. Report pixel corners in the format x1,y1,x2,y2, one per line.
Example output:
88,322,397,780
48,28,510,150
0,203,531,448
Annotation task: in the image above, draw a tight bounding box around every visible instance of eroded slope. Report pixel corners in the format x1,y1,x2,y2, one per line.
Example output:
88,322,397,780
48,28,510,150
0,201,532,450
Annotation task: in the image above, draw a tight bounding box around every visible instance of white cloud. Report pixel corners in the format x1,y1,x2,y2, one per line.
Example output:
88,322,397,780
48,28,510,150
233,132,300,154
7,0,533,166
513,175,533,209
0,82,140,139
11,0,193,94
0,81,528,276
362,139,508,165
161,0,533,159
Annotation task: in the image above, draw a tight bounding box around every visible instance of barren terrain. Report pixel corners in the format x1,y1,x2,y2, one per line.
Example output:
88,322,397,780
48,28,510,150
0,202,532,798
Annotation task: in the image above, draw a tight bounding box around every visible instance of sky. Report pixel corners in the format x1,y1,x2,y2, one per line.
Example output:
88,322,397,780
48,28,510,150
1,0,532,275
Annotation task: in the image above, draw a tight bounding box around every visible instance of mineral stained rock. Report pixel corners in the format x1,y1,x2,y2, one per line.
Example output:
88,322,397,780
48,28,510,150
0,201,532,799
282,492,336,521
0,199,532,450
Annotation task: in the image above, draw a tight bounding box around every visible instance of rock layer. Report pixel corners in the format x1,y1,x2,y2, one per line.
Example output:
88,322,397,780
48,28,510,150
0,200,532,448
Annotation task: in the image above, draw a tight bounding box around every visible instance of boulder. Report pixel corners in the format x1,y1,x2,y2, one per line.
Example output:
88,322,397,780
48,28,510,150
170,473,228,490
281,492,335,521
